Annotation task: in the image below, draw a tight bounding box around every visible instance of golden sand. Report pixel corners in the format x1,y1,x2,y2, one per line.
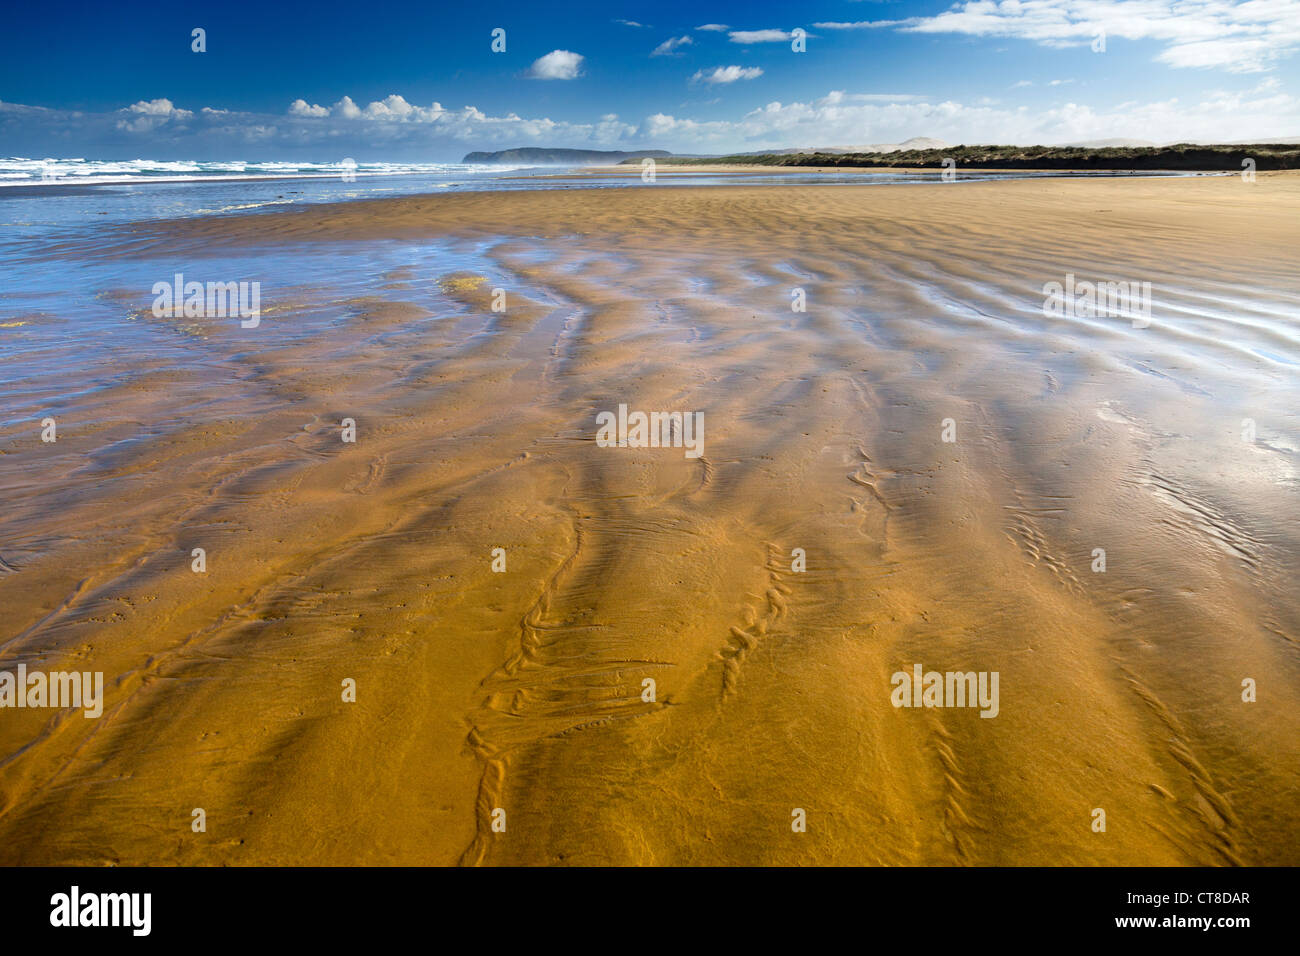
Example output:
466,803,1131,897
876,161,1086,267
1,173,1297,865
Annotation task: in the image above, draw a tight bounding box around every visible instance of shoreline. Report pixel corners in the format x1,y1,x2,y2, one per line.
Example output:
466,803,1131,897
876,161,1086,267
0,164,1231,193
74,170,1298,255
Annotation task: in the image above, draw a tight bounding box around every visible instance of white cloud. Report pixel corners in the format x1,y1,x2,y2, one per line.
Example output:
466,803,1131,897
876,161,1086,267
126,98,191,117
693,66,765,84
868,0,1300,73
116,98,193,132
289,99,329,117
812,21,899,30
361,94,434,119
614,19,648,28
283,95,639,146
334,95,362,119
526,49,584,80
653,36,694,56
696,24,730,32
729,29,793,43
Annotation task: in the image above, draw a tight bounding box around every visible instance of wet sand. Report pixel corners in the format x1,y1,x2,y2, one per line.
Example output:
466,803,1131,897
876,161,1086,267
1,173,1297,865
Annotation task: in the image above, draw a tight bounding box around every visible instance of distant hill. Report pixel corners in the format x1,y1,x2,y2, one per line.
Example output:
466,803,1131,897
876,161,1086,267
638,143,1300,171
1061,138,1159,148
835,137,949,154
1066,137,1298,147
730,137,948,156
463,148,673,165
1224,136,1300,145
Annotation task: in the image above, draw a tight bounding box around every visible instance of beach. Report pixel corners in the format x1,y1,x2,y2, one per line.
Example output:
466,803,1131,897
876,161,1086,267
0,171,1297,865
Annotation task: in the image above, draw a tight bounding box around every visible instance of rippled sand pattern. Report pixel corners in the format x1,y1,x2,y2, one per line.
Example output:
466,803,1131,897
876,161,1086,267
1,175,1297,865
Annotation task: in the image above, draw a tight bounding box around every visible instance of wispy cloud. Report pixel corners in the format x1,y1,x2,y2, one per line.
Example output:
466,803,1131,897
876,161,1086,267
692,66,764,84
729,29,794,43
841,93,926,102
695,24,729,32
812,21,898,30
855,0,1300,73
614,19,650,28
652,36,693,57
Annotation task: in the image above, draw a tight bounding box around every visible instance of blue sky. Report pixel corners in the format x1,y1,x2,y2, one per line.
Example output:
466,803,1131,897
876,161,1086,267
1,0,1297,159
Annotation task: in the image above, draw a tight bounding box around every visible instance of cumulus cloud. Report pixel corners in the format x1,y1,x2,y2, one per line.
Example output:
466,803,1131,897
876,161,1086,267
289,99,329,117
846,0,1300,73
696,23,730,32
356,94,447,120
333,95,362,119
116,98,193,132
526,49,584,80
693,66,765,84
127,98,191,117
652,36,693,56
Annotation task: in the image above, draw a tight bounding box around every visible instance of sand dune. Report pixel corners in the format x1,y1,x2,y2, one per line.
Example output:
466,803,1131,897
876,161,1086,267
1,173,1297,865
